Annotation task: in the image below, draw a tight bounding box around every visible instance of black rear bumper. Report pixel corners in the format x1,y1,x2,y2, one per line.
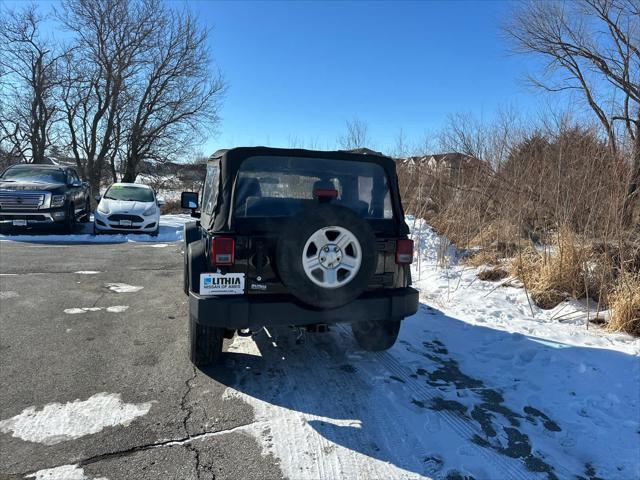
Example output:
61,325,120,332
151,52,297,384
190,288,420,330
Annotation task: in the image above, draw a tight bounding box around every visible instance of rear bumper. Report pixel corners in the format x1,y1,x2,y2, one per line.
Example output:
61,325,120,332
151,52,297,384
190,287,420,329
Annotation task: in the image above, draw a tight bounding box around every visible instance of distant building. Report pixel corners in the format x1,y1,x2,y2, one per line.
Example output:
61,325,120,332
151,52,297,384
401,152,491,182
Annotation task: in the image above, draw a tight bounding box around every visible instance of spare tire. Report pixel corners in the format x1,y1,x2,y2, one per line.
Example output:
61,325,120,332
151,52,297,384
276,205,377,309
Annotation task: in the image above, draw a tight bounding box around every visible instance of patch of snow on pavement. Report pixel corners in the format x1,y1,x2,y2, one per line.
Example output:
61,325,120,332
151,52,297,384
0,393,153,445
26,464,108,480
222,217,639,480
64,307,101,314
64,306,129,314
0,214,191,244
0,291,19,299
105,283,143,293
105,305,129,313
74,271,101,275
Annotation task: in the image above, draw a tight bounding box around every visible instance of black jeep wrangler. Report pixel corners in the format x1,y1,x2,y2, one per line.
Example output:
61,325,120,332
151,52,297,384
181,147,419,366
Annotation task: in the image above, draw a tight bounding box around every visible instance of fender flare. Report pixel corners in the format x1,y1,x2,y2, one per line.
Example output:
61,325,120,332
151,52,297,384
187,239,207,295
183,221,200,246
183,222,202,295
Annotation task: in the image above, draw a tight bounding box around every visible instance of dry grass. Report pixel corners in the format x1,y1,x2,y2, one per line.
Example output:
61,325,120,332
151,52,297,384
509,226,594,309
477,266,509,282
465,249,502,268
160,198,183,214
607,273,640,336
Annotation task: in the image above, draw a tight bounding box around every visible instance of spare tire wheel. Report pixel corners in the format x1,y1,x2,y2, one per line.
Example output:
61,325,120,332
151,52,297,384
276,205,377,309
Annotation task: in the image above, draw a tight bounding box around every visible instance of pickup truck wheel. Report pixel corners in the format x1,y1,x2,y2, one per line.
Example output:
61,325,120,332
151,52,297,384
276,205,376,309
64,204,76,233
189,313,225,367
80,199,91,223
351,319,401,351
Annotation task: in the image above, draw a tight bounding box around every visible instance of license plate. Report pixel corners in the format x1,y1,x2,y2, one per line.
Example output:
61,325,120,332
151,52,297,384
12,219,27,226
119,220,132,226
200,273,245,296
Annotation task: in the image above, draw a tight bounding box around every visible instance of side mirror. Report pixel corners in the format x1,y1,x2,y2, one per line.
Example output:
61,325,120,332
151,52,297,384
181,192,199,210
157,198,166,207
94,195,101,203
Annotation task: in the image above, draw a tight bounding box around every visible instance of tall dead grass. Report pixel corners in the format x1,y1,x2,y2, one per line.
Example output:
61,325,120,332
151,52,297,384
607,274,640,336
508,227,596,309
397,113,640,334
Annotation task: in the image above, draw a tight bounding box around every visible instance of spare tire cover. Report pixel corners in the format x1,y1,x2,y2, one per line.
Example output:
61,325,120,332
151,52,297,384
276,204,377,309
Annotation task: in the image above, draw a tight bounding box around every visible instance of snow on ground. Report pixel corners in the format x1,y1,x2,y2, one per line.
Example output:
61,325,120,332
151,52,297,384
26,464,108,480
221,216,639,480
405,216,639,356
105,283,143,293
63,306,129,314
0,214,191,244
0,393,153,446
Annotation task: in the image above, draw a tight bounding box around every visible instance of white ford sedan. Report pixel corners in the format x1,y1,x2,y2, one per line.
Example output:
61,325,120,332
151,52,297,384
94,183,163,235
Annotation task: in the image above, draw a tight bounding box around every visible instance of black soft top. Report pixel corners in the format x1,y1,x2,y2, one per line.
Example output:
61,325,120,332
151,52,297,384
202,146,408,234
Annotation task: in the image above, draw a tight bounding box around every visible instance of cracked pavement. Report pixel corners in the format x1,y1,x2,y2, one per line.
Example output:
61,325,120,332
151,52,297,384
0,240,283,480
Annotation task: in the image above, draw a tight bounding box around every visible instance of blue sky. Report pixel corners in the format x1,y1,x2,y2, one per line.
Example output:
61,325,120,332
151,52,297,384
181,0,538,155
6,0,541,156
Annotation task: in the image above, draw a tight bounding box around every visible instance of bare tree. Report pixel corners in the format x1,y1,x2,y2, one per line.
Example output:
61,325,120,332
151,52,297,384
57,0,160,192
505,0,640,226
0,5,63,163
120,8,224,182
338,118,370,150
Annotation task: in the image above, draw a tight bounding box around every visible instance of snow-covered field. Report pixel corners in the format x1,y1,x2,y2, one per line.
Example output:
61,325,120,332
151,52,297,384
0,214,192,244
224,217,640,480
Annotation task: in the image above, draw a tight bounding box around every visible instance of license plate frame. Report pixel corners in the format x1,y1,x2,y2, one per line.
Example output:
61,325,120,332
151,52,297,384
12,219,27,226
200,273,245,296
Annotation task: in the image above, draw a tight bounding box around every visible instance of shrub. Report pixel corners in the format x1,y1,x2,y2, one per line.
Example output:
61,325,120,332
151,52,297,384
509,226,594,309
607,274,640,336
477,266,509,282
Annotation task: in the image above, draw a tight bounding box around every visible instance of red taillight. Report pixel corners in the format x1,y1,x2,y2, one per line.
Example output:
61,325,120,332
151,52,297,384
211,237,235,266
396,239,414,264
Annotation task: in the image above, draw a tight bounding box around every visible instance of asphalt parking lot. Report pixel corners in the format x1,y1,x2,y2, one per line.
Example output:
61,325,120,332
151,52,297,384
0,240,283,480
2,236,637,480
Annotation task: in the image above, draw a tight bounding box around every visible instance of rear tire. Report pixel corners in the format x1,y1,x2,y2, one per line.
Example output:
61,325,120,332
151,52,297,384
64,204,76,234
351,319,401,351
276,205,376,309
80,199,91,223
189,313,225,367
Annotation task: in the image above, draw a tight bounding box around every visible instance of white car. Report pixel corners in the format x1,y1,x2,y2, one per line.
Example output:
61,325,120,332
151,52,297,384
94,183,164,235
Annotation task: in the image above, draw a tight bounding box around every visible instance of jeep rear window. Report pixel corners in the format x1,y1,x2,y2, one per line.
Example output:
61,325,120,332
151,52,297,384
234,156,393,219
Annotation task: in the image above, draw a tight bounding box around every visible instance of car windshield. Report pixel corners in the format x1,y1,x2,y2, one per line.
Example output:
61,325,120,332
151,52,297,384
1,166,66,184
234,156,393,219
104,185,155,202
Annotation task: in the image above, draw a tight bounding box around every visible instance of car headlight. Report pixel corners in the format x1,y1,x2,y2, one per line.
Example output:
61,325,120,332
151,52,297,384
97,203,110,214
51,195,65,207
142,205,157,217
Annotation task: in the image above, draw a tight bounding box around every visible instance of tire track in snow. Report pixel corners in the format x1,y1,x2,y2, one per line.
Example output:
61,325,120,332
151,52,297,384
232,329,464,479
335,322,569,480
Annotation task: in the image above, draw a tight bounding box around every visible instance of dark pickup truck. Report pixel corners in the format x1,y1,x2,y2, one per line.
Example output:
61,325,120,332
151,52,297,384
0,164,91,232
